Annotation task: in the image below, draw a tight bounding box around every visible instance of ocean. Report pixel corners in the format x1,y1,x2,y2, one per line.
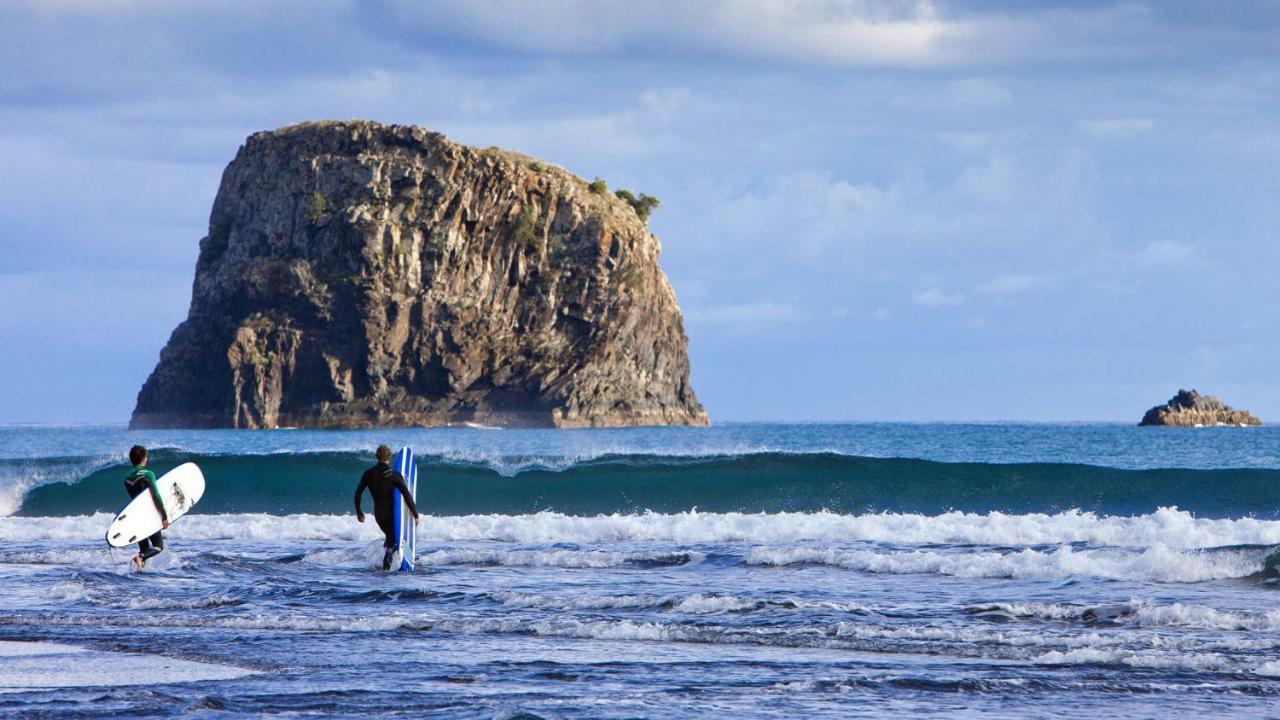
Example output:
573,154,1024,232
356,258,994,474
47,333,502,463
1,423,1278,718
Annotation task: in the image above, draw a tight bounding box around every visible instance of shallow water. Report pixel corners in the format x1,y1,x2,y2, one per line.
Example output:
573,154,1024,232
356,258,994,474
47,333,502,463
1,424,1278,718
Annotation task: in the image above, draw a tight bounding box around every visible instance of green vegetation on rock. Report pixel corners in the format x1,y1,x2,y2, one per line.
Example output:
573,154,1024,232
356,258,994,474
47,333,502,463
514,203,542,246
306,192,327,224
614,189,661,222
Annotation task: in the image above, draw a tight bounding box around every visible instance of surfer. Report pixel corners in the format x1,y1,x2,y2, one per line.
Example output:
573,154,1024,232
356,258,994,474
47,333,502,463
354,445,420,570
124,445,169,571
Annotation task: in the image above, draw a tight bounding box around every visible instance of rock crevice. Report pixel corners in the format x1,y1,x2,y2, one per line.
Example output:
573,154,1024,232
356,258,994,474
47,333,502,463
131,120,708,429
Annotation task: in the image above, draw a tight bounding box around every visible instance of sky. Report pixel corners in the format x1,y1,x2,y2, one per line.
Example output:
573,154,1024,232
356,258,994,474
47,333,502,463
1,0,1278,424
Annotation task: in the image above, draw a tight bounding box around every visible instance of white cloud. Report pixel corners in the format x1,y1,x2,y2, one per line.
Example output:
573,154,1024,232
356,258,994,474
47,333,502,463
896,77,1013,114
367,0,1184,69
679,140,1107,296
378,0,965,67
685,301,802,324
1135,241,1196,265
912,287,965,308
974,273,1040,295
1076,117,1156,140
702,171,885,261
945,78,1014,109
912,274,1048,310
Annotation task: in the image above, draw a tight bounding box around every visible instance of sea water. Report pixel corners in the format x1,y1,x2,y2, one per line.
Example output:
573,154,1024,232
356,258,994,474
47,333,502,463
1,423,1278,718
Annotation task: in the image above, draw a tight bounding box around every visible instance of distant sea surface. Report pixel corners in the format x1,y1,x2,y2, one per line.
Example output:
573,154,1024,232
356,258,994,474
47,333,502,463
2,423,1279,718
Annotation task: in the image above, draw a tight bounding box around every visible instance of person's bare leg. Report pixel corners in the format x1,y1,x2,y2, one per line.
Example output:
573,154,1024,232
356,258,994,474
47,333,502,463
132,555,144,571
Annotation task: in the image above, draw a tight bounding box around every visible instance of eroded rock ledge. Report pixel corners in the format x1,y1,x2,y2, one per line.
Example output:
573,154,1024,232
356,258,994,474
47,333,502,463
1139,389,1260,427
131,120,708,429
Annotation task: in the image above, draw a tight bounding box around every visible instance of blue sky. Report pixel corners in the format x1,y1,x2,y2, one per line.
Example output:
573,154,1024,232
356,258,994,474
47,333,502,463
2,0,1278,423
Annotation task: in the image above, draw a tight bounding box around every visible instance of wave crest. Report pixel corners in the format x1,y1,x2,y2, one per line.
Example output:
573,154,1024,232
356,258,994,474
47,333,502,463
10,450,1280,518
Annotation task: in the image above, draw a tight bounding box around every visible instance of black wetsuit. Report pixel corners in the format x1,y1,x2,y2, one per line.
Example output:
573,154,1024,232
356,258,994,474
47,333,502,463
124,466,168,561
354,463,419,569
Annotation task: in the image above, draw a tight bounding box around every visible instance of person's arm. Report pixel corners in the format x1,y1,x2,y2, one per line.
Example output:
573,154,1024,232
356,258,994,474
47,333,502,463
353,475,368,522
392,474,420,519
145,471,169,527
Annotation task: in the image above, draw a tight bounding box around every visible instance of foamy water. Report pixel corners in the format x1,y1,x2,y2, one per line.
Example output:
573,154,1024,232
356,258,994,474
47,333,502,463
2,424,1279,718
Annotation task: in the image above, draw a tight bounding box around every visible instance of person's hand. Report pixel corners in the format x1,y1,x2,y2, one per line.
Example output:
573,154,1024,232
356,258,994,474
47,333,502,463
414,513,421,524
357,512,365,523
162,520,170,530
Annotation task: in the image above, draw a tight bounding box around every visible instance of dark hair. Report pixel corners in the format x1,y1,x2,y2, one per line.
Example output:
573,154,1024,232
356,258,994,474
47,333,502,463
129,445,147,465
376,445,391,463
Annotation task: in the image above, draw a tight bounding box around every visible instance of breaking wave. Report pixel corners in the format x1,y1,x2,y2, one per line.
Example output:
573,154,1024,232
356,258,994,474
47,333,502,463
9,449,1280,518
5,508,1280,549
3,509,1277,582
745,544,1270,583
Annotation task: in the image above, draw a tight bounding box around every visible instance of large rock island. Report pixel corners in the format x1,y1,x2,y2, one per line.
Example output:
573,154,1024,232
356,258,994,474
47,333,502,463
131,121,708,429
1139,389,1261,427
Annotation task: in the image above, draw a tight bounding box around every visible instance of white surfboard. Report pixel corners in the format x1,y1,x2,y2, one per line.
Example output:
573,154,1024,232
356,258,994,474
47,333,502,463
392,447,417,572
106,463,205,548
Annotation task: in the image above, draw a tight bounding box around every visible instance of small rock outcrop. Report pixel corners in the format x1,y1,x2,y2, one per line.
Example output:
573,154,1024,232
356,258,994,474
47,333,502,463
1139,389,1261,427
131,121,708,429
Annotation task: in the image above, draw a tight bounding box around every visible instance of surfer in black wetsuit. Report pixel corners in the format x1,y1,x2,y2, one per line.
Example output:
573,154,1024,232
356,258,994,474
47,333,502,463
354,445,420,570
124,445,168,571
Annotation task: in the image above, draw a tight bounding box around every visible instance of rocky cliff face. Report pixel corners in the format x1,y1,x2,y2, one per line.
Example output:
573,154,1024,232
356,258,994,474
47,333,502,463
131,121,708,429
1139,389,1260,427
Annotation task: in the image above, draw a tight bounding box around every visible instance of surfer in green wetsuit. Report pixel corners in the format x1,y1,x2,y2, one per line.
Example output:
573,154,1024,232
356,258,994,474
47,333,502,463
124,445,169,571
354,445,419,570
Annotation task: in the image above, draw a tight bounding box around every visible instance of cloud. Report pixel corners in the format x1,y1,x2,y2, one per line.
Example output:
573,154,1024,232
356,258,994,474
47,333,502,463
698,171,886,263
944,77,1014,109
912,274,1041,310
368,0,967,67
974,273,1041,295
685,301,803,324
357,0,1213,69
3,0,1280,424
895,77,1013,113
912,287,965,308
1075,117,1156,140
1135,241,1196,265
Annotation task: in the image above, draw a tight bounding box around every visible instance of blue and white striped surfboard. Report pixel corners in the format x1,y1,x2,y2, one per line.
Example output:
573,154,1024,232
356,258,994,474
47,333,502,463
391,447,417,572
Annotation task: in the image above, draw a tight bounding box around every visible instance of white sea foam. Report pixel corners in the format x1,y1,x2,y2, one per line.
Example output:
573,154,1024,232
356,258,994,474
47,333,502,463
746,544,1264,582
17,606,1275,668
6,508,1279,550
417,548,703,568
972,600,1280,632
1032,647,1235,672
486,591,804,614
0,513,388,543
44,579,239,610
0,547,188,573
488,591,672,611
1256,661,1280,677
29,611,412,633
0,641,256,688
671,594,761,614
